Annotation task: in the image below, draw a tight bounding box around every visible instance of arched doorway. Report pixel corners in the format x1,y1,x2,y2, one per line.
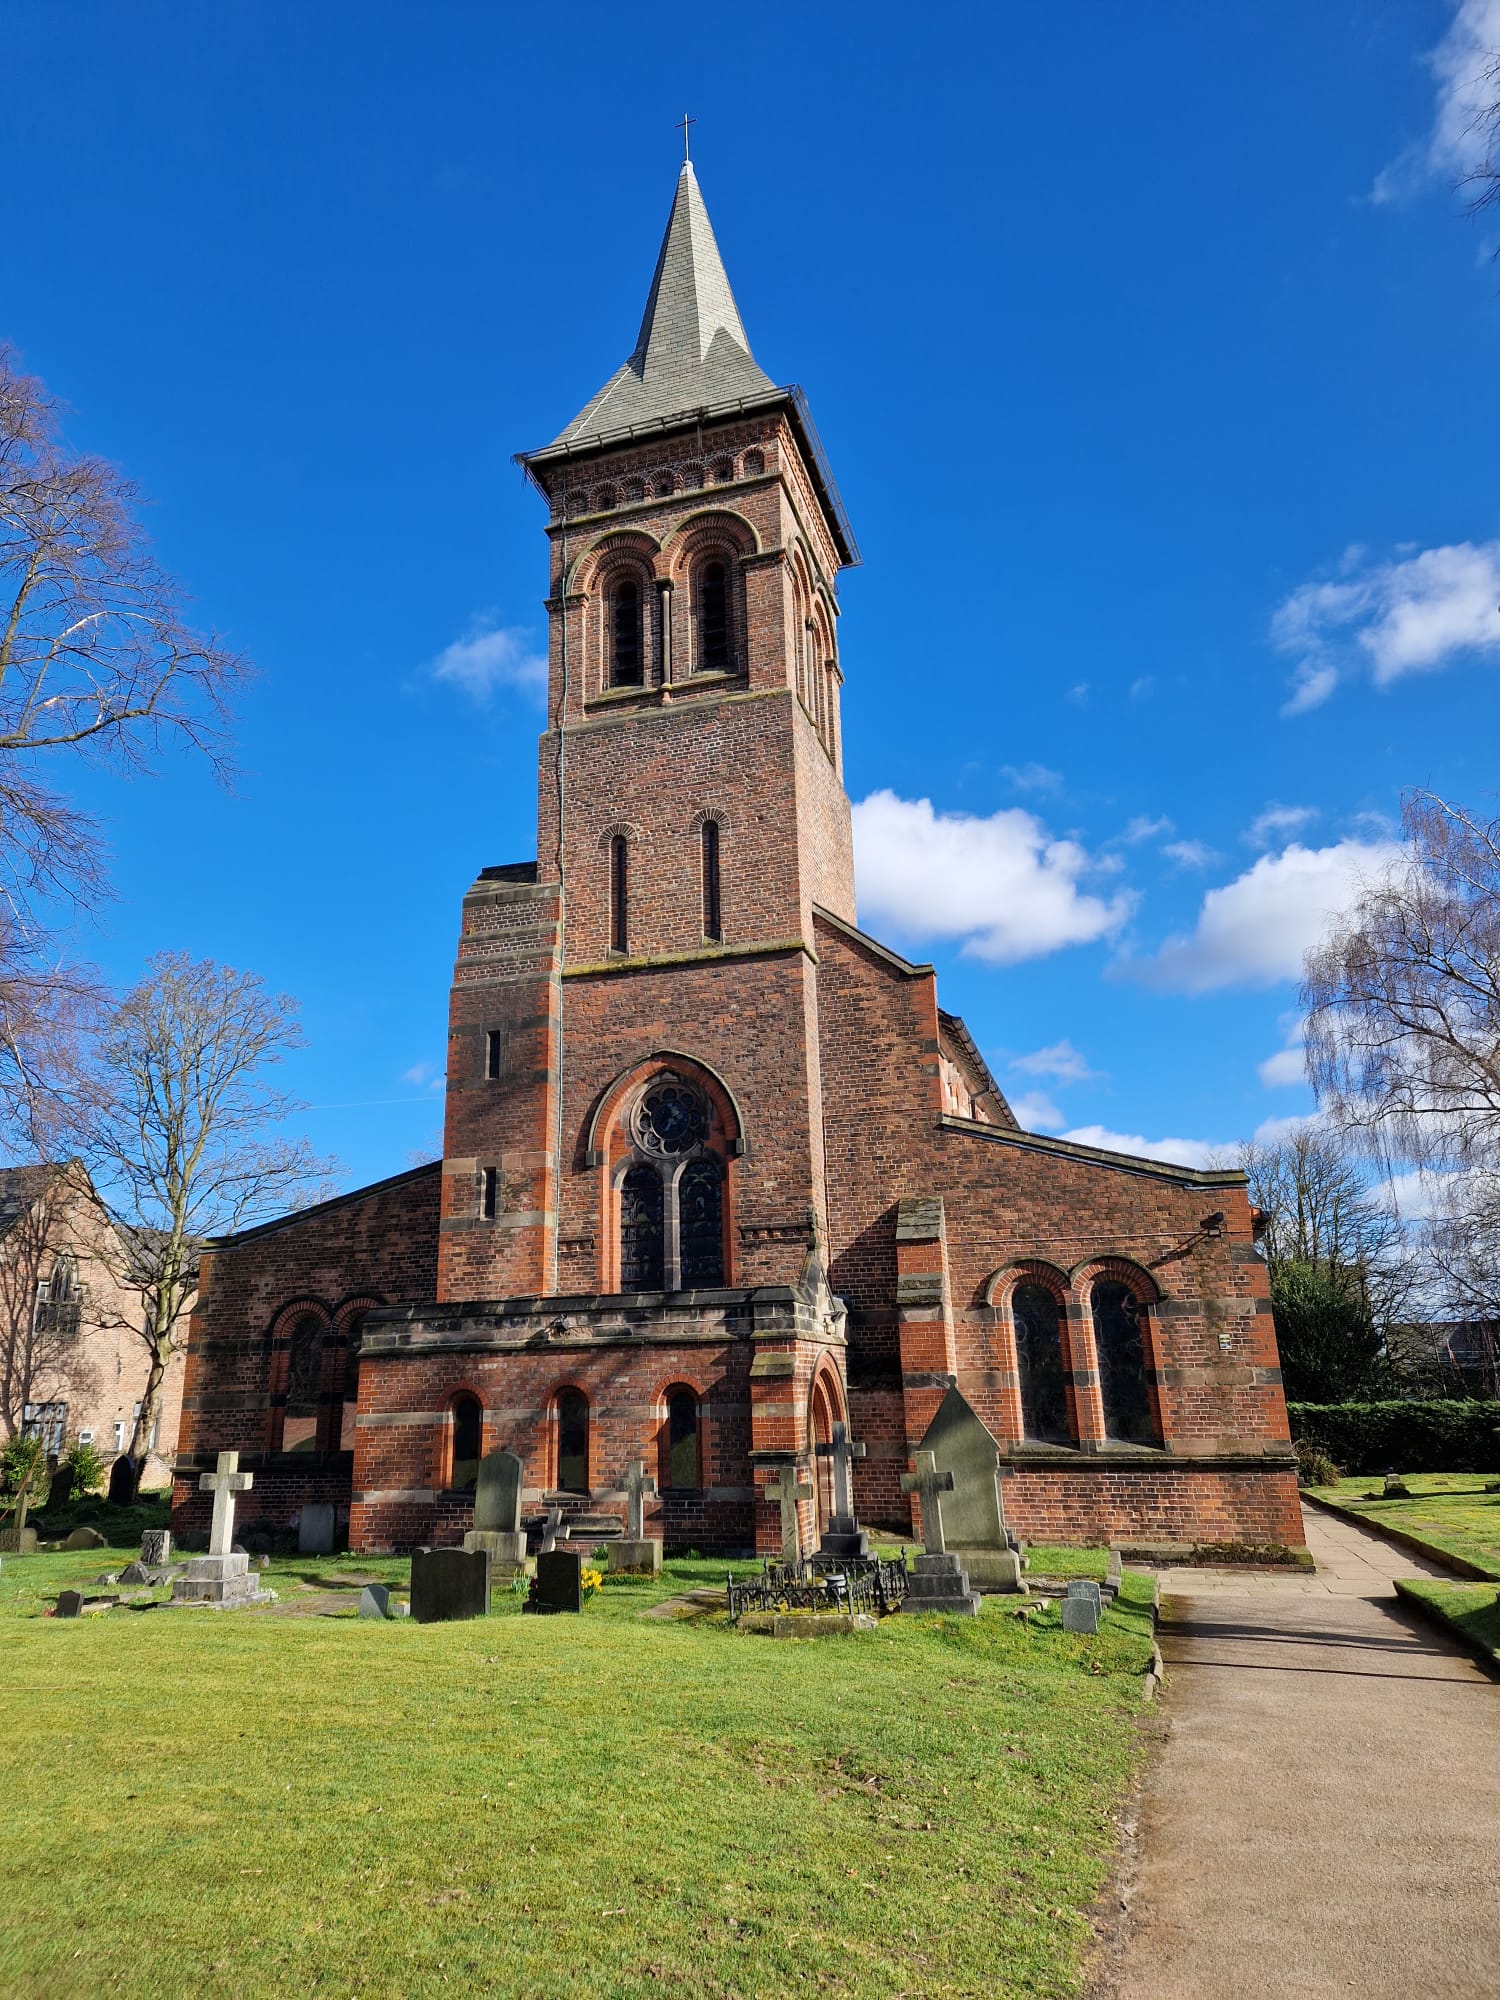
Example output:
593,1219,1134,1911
808,1372,839,1536
556,1389,590,1494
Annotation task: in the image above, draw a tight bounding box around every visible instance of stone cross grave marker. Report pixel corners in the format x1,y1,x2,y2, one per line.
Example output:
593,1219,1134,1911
765,1463,813,1566
900,1450,956,1556
814,1422,866,1526
540,1505,562,1555
201,1451,253,1556
623,1459,657,1540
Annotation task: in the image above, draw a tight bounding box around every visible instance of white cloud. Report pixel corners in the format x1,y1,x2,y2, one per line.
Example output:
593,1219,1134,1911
1136,837,1401,993
1059,1124,1232,1170
1121,814,1174,845
1273,540,1500,713
1129,676,1156,700
1066,682,1089,706
1010,1038,1099,1084
1371,0,1500,203
1246,804,1318,848
1162,839,1221,870
1000,761,1062,794
1257,1012,1310,1090
852,790,1135,965
1009,1090,1064,1132
402,1061,446,1094
427,617,548,703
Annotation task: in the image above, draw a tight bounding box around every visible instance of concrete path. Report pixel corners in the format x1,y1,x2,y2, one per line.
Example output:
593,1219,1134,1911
1109,1506,1500,2000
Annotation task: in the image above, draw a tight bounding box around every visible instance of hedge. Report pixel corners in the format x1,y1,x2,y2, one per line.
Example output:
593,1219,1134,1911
1288,1400,1500,1475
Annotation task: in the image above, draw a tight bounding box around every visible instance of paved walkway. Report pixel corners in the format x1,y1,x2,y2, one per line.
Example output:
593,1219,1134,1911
1109,1506,1500,2000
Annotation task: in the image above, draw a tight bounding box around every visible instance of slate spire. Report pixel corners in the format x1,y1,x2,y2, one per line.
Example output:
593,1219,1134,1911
546,160,777,450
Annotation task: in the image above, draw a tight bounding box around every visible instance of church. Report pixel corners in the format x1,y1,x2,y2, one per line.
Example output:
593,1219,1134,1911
172,160,1303,1559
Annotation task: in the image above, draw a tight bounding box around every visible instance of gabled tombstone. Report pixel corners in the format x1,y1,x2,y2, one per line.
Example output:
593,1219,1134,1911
463,1448,527,1575
918,1387,1025,1593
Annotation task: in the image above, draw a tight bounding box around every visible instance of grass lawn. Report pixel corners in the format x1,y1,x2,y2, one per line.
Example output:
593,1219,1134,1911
1396,1578,1500,1661
1308,1472,1500,1580
0,1534,1155,2000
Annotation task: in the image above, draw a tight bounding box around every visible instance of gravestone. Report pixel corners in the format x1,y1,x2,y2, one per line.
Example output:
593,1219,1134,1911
765,1463,813,1567
55,1589,83,1617
918,1386,1024,1591
0,1526,38,1555
358,1583,390,1620
410,1547,491,1624
463,1448,527,1574
610,1459,662,1574
140,1529,171,1567
539,1505,562,1556
298,1503,336,1555
63,1526,106,1551
108,1455,137,1505
1062,1580,1101,1635
1382,1472,1412,1499
815,1423,869,1561
118,1561,152,1585
528,1548,584,1614
1106,1548,1123,1590
171,1452,271,1608
899,1451,980,1616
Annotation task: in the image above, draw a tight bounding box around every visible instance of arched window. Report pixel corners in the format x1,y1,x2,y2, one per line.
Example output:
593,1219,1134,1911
35,1254,80,1337
665,1387,700,1488
1091,1280,1158,1445
678,1158,724,1288
282,1313,324,1453
701,819,722,941
609,834,629,953
742,449,764,477
451,1392,482,1491
611,579,643,686
556,1389,589,1493
620,1164,665,1290
338,1311,367,1452
697,560,731,671
1012,1283,1071,1443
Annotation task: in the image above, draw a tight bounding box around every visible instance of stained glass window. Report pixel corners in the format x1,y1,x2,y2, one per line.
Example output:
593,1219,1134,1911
620,1163,665,1291
1013,1283,1071,1442
678,1158,724,1288
1092,1280,1157,1445
557,1388,589,1493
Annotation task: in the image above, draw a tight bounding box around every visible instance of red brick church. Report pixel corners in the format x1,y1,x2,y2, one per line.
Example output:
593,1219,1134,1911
173,160,1302,1557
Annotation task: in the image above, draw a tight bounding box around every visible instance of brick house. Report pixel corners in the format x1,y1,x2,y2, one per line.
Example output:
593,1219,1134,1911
173,161,1302,1556
0,1162,184,1490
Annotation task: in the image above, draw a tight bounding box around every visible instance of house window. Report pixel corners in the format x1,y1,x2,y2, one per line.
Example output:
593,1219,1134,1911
113,1420,125,1452
701,820,722,941
697,560,731,670
22,1402,67,1455
130,1400,161,1453
485,1029,503,1080
665,1387,701,1488
556,1389,589,1493
1091,1280,1158,1445
1011,1283,1071,1443
451,1393,482,1491
481,1167,498,1220
610,834,629,953
611,579,643,686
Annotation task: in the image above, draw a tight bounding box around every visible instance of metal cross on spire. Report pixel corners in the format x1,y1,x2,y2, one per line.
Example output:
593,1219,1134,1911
676,111,696,161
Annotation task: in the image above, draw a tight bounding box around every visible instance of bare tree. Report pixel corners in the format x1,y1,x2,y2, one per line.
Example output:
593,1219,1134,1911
1238,1127,1415,1325
82,953,338,1488
1459,49,1500,229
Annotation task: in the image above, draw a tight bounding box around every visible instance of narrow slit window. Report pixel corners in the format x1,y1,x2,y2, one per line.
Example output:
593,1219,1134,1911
698,561,730,671
611,579,643,686
701,820,722,941
610,834,629,953
485,1029,502,1080
481,1167,498,1220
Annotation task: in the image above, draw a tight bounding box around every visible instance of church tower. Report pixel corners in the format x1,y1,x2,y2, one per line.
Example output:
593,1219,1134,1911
438,158,860,1312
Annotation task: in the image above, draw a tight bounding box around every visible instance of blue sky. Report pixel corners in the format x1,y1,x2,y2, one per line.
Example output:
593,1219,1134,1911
6,0,1499,1187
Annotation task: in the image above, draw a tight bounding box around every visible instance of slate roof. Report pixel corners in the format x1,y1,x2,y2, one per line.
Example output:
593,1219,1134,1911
542,160,780,453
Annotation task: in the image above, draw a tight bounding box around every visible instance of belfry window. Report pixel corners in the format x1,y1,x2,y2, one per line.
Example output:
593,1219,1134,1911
610,834,629,953
1091,1280,1159,1445
697,560,731,671
611,579,643,686
614,1075,727,1293
701,820,722,941
1011,1283,1071,1443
